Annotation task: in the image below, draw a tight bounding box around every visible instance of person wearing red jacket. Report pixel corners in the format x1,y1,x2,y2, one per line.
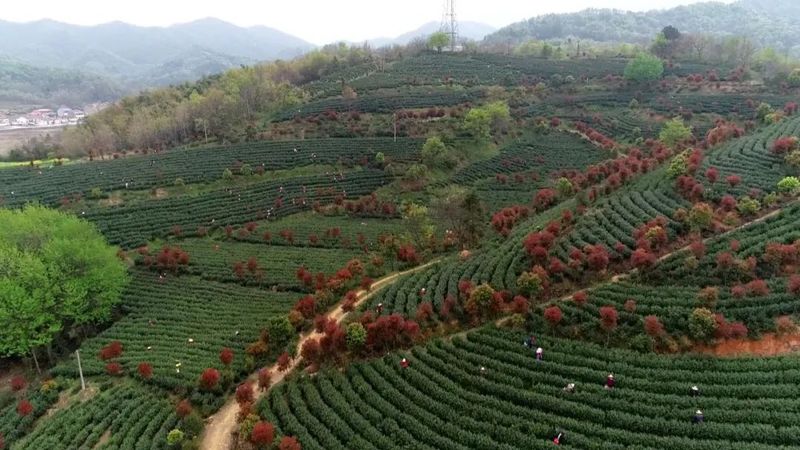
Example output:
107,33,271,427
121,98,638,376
604,373,615,389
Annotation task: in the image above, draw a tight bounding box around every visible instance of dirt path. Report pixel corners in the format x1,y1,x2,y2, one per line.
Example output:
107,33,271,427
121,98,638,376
200,260,440,450
695,332,800,357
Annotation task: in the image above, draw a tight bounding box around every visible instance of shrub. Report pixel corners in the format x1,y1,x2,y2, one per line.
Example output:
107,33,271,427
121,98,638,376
572,291,588,305
687,203,714,231
236,382,254,405
222,168,234,181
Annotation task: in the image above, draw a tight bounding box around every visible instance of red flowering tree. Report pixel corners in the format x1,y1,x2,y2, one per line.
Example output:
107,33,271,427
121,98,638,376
788,275,800,295
199,368,221,390
176,399,192,418
16,399,33,417
277,352,291,372
250,421,276,447
300,339,322,366
278,436,302,450
543,306,563,326
10,376,26,392
235,381,254,405
137,362,153,380
258,368,272,391
630,248,656,270
644,315,665,337
572,291,588,306
599,306,618,332
219,348,234,366
726,174,741,187
98,341,123,360
105,362,123,376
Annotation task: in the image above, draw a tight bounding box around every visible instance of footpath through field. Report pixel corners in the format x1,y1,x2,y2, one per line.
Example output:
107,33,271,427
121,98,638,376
200,259,441,450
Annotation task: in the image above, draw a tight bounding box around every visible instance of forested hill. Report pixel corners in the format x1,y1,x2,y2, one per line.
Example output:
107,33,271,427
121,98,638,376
0,57,122,106
484,0,800,57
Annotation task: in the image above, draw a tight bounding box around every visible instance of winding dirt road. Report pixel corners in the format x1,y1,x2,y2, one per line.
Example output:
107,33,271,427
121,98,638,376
200,260,440,450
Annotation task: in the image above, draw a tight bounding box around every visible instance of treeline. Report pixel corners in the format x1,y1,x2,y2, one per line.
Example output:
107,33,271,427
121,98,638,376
55,44,377,159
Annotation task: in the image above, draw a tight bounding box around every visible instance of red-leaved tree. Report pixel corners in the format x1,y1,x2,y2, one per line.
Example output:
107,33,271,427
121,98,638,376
176,399,192,418
250,421,276,447
16,399,33,417
543,306,563,326
278,436,302,450
644,315,665,337
220,348,234,366
199,368,221,390
137,362,153,380
599,306,618,332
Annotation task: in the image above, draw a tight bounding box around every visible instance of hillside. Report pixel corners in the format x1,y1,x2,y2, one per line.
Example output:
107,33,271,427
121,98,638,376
0,18,313,90
485,0,800,57
0,57,121,106
2,44,800,450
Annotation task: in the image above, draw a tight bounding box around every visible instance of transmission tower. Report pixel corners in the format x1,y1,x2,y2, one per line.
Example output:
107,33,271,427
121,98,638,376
441,0,459,52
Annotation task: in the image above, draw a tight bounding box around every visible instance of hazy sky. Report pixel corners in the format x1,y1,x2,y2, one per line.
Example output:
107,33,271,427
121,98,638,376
3,0,733,45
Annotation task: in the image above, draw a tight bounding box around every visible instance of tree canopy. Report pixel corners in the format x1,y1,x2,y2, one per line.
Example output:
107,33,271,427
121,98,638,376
428,32,451,53
0,205,129,359
624,53,664,82
464,101,511,141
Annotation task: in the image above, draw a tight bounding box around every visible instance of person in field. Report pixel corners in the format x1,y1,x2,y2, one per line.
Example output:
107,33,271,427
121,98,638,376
376,303,384,314
552,430,565,445
400,358,409,369
535,347,544,363
693,410,704,424
563,383,576,394
690,385,701,397
604,373,615,389
524,334,536,349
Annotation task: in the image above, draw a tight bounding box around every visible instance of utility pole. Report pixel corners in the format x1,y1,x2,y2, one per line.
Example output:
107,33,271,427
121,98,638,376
76,350,86,391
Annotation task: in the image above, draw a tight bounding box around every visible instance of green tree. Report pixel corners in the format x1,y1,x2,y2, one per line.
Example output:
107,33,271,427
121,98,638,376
430,187,486,248
167,429,185,447
464,101,511,141
789,69,800,88
778,176,800,194
624,53,664,82
428,32,450,53
516,271,542,298
687,203,714,232
222,168,234,181
689,308,717,341
345,322,367,351
267,316,295,348
737,196,761,216
556,177,573,198
0,205,128,370
421,136,455,169
667,152,689,178
786,150,800,170
660,118,692,148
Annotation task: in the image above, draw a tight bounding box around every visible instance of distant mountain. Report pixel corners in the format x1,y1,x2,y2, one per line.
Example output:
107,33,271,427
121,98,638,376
0,18,314,91
365,21,496,47
484,0,800,57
